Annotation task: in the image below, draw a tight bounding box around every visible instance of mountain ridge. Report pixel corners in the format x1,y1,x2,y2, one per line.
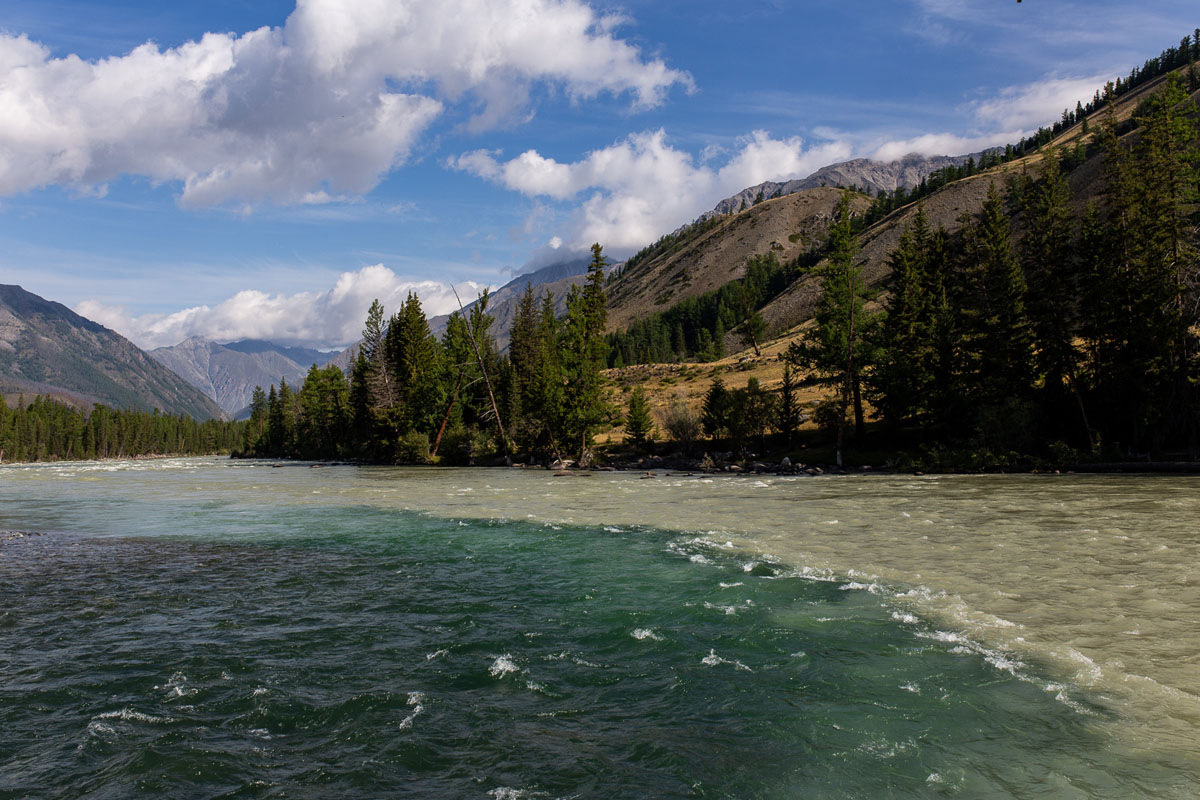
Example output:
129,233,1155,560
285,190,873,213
0,284,226,420
150,337,335,415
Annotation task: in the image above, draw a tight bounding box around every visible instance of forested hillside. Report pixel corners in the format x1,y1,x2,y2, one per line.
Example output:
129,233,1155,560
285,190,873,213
243,33,1200,468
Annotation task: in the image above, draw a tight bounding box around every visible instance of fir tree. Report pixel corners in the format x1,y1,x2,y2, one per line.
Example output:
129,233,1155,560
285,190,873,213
562,244,610,461
775,363,801,444
784,191,876,465
624,386,654,448
1019,152,1084,430
701,377,731,440
872,206,936,425
955,183,1034,418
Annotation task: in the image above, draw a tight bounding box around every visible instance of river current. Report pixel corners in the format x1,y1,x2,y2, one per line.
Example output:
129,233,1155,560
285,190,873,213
1,458,1197,798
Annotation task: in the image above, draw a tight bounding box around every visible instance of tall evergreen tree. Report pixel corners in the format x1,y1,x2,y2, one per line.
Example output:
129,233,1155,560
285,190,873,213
784,191,876,464
872,206,936,424
245,386,268,452
624,385,654,448
701,377,731,439
955,183,1034,417
775,363,801,444
1019,152,1085,432
561,244,610,461
361,298,395,408
385,292,443,436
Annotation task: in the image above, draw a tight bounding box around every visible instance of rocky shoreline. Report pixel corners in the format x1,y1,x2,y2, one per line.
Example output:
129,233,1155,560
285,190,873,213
2,530,44,543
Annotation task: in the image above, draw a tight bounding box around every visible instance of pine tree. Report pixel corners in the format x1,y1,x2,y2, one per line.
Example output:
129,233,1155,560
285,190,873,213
784,191,876,465
955,183,1034,419
775,363,801,444
701,377,731,440
624,385,654,448
872,206,935,425
562,244,610,461
385,292,443,437
1019,151,1084,435
245,386,267,452
361,298,395,408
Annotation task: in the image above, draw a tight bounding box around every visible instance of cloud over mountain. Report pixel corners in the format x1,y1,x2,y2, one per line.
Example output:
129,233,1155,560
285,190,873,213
451,129,853,253
76,265,484,350
0,0,690,207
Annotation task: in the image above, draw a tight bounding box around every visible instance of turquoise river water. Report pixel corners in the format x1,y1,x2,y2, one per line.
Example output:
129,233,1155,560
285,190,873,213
0,458,1197,798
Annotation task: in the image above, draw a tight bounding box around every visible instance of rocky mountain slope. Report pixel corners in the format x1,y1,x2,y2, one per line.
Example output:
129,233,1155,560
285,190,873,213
701,153,978,220
606,187,870,331
0,284,225,420
150,337,335,416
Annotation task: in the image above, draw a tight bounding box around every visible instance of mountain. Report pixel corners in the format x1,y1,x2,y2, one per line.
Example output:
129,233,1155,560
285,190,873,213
222,339,335,369
606,186,865,332
428,255,597,350
607,63,1189,359
0,284,225,420
700,153,979,221
150,337,334,416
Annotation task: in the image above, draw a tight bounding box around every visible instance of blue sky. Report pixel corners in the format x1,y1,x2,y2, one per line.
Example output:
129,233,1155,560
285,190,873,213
0,0,1195,349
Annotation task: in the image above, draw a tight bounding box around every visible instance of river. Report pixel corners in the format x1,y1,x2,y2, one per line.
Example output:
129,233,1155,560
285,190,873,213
1,458,1196,797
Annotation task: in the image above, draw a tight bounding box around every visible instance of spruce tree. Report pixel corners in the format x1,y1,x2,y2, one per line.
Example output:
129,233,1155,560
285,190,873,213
701,377,731,440
784,191,876,464
245,386,267,453
873,206,935,425
361,298,395,408
1019,152,1083,431
624,385,654,448
562,244,610,461
385,292,443,436
955,183,1034,419
775,363,801,444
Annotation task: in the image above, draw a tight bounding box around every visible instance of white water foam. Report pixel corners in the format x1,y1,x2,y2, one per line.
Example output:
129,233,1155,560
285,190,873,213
95,708,173,724
399,691,426,730
631,628,663,641
489,654,520,678
701,649,753,672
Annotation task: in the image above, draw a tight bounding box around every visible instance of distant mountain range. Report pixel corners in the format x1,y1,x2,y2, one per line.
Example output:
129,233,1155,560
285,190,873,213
150,337,336,417
700,153,978,221
430,255,597,349
0,284,225,420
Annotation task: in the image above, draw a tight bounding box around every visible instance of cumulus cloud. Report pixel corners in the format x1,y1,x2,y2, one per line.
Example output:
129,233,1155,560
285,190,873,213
451,129,852,252
970,74,1109,131
870,74,1109,162
869,131,1021,163
0,0,689,206
76,265,486,350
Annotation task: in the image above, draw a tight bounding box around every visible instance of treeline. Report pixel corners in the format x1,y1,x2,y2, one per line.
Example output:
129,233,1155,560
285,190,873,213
787,74,1200,462
0,395,245,463
243,245,613,465
606,252,794,366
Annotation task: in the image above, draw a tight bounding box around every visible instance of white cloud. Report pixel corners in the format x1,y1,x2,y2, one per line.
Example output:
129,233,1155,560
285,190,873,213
869,131,1022,163
451,129,852,252
970,74,1109,131
869,73,1109,162
0,0,689,207
76,265,487,349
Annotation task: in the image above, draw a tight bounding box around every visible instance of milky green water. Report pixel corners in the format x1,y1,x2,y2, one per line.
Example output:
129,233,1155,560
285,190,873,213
1,458,1197,798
